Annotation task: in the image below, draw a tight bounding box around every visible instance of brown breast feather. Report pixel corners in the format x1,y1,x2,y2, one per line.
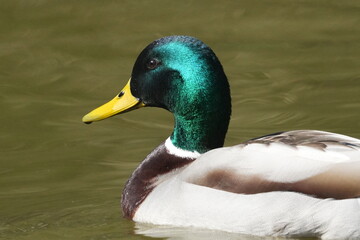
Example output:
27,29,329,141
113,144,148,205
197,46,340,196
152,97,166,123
121,142,195,219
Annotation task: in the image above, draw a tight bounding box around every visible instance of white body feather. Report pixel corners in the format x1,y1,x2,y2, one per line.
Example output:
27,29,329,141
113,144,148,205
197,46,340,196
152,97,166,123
134,131,360,239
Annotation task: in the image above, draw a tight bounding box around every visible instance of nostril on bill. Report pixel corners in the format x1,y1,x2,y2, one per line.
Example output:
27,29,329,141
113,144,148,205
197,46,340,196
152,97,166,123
118,91,125,98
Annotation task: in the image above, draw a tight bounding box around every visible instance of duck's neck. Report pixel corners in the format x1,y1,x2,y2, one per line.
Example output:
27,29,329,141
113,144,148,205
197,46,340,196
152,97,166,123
171,107,230,153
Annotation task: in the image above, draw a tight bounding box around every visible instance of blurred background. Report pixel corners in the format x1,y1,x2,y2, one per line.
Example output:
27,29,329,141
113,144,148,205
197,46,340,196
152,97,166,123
1,1,360,239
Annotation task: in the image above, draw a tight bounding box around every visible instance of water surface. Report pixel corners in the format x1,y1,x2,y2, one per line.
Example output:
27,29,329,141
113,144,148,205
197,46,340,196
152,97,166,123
1,1,360,239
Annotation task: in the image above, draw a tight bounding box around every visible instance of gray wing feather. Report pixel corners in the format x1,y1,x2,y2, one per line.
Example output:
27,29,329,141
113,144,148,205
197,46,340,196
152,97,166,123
244,130,360,150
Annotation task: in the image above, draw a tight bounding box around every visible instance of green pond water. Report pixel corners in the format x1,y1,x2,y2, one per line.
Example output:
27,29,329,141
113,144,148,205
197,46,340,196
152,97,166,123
1,1,360,239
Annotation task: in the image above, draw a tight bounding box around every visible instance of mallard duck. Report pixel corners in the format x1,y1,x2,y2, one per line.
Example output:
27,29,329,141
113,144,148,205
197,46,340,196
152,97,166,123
82,36,360,239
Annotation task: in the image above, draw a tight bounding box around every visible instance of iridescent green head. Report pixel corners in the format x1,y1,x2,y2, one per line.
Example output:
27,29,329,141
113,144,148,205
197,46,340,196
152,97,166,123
83,36,231,153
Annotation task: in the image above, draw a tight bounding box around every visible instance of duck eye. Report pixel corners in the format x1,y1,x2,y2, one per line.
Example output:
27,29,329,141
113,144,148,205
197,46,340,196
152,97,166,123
146,58,160,70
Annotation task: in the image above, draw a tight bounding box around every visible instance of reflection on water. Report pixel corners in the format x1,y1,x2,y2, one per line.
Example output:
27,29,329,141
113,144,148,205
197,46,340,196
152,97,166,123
1,0,360,239
135,223,274,240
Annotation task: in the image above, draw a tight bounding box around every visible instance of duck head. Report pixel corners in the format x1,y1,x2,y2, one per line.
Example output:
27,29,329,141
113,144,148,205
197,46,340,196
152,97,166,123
83,36,231,153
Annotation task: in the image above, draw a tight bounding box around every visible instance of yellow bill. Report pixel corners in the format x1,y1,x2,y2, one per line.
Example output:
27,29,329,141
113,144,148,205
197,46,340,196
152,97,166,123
82,79,145,124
